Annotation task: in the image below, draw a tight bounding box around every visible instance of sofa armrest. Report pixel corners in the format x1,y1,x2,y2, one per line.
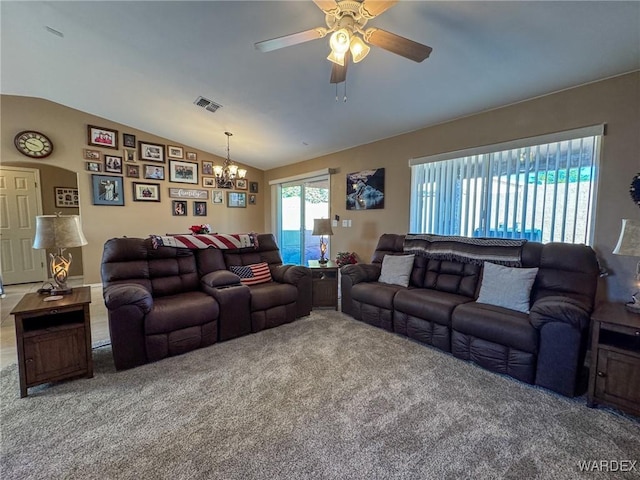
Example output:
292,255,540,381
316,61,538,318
102,284,152,370
201,270,241,288
271,264,312,317
531,296,592,396
529,296,591,331
103,284,153,313
341,263,381,285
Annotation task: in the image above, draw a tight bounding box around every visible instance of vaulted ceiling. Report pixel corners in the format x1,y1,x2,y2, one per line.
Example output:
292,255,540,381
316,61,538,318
2,1,639,170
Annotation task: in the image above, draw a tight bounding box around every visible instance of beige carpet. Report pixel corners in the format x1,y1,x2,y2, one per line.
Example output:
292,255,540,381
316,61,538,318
1,311,639,479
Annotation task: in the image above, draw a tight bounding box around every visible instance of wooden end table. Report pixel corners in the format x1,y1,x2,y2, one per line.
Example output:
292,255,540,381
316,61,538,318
587,302,640,416
308,260,339,310
10,286,93,397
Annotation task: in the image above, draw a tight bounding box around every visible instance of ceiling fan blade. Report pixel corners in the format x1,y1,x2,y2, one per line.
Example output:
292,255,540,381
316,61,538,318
330,51,350,84
313,0,338,14
364,28,432,62
255,27,327,52
360,1,398,19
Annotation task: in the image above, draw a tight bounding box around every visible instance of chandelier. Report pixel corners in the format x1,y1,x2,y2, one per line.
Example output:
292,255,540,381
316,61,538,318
213,132,246,184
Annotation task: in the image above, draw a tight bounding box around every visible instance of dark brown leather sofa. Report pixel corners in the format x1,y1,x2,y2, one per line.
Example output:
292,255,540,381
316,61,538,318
341,234,599,396
101,234,311,370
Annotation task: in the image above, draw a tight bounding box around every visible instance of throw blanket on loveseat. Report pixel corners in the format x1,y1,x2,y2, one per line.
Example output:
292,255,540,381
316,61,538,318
150,233,258,250
403,234,526,267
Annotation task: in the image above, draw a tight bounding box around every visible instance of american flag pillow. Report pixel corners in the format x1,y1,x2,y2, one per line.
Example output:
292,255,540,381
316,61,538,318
229,262,272,286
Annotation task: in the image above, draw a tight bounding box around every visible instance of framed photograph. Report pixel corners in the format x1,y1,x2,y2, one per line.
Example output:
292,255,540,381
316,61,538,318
202,177,215,187
194,201,207,216
168,145,184,159
91,174,124,206
202,161,213,175
235,178,248,190
143,164,165,180
54,187,79,208
139,141,165,163
169,160,198,184
133,182,161,202
212,190,224,205
123,133,136,148
126,164,140,178
123,148,137,162
249,194,257,205
88,125,118,149
83,148,101,160
249,181,259,193
86,161,101,172
172,200,187,216
104,155,123,174
346,168,385,210
227,191,246,208
186,152,197,161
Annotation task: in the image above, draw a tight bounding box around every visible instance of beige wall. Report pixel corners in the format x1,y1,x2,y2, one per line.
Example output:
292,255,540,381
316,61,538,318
265,72,640,302
3,72,638,301
1,96,265,284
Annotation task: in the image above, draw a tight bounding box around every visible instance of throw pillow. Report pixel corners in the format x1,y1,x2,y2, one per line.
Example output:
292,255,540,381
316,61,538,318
229,262,272,286
378,254,415,287
476,262,539,314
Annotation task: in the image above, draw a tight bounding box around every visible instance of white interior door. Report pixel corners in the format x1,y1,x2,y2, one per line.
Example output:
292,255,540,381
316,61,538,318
0,166,46,284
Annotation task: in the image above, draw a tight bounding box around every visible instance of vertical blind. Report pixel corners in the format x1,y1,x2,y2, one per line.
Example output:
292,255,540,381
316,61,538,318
409,126,603,244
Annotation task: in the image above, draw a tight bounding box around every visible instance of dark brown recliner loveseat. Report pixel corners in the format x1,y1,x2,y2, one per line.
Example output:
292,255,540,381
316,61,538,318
101,233,311,370
341,234,599,396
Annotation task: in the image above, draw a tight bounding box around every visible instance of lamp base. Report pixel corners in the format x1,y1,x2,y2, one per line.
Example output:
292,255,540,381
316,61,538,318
51,287,73,296
625,302,640,314
318,258,328,265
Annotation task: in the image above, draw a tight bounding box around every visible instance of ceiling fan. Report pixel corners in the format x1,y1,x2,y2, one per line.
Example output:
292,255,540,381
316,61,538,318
254,0,433,84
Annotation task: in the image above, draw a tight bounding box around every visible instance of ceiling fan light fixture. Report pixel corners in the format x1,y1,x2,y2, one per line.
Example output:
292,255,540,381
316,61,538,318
329,28,351,54
327,50,345,66
349,35,370,63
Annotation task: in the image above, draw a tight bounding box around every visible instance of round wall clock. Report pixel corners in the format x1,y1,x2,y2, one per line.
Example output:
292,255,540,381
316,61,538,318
13,130,54,158
631,172,640,208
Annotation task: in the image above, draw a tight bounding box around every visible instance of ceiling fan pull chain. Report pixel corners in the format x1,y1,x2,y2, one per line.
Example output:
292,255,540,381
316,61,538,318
343,79,347,102
335,83,339,102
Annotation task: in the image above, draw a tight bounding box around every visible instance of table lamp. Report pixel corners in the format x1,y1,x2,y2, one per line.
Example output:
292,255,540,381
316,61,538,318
33,213,88,295
612,218,640,312
312,218,333,265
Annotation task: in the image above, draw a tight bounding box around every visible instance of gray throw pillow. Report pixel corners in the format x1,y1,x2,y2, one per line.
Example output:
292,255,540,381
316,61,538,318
378,254,415,287
476,262,539,314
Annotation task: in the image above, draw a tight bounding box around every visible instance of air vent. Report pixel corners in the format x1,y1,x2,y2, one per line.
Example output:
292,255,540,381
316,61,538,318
194,96,222,113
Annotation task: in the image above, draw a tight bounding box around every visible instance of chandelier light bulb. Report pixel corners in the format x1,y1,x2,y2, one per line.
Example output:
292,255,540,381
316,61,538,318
327,50,345,66
349,36,370,63
330,28,351,54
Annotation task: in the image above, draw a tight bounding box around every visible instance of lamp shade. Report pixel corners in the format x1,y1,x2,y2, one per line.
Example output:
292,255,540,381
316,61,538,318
613,219,640,257
312,218,333,236
33,214,88,249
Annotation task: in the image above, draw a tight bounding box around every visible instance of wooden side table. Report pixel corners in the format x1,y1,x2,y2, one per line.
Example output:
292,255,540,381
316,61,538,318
308,260,339,310
10,286,93,397
587,302,640,416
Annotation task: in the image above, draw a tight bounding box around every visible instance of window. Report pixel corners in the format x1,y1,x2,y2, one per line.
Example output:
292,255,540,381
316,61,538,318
409,126,603,244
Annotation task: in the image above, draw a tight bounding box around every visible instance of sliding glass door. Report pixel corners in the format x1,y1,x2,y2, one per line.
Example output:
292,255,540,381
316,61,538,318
278,176,330,265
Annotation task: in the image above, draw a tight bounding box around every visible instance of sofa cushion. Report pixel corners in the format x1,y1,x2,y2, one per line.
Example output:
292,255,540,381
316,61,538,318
394,288,473,327
351,282,405,310
378,254,415,287
476,262,538,313
230,262,272,285
145,291,219,335
452,302,538,354
249,282,298,312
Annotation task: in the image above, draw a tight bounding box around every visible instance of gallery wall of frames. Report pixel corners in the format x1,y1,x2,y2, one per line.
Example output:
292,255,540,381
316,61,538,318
84,125,259,214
